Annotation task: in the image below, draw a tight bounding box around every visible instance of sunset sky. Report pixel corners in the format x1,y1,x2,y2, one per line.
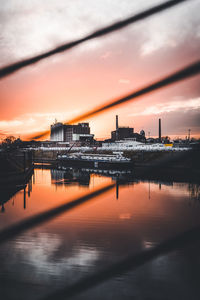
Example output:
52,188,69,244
0,0,200,140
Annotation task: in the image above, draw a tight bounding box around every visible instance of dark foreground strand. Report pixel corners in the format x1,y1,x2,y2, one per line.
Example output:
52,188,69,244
0,183,115,245
41,224,200,300
0,0,189,79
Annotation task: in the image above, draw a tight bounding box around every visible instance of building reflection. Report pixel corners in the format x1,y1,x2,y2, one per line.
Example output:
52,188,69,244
1,166,200,214
51,165,197,190
188,183,200,202
51,168,90,187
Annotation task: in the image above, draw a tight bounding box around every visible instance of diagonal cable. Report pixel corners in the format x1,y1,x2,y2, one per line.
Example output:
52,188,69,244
0,0,189,79
41,224,200,300
29,59,200,140
0,182,115,245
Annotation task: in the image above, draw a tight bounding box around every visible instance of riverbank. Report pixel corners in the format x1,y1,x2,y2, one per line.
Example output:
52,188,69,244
0,150,34,186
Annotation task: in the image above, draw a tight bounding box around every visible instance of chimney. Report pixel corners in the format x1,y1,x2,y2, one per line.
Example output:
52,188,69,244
115,115,119,141
116,115,119,130
159,118,161,142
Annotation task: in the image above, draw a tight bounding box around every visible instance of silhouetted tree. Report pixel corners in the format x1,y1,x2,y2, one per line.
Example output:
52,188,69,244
1,136,17,150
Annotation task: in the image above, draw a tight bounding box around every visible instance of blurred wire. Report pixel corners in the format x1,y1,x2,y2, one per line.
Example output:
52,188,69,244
0,0,189,79
29,59,200,140
41,224,200,300
0,182,115,245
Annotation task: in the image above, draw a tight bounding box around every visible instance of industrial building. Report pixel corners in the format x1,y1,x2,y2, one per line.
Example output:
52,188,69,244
111,115,134,141
50,121,94,145
111,127,134,141
110,115,145,142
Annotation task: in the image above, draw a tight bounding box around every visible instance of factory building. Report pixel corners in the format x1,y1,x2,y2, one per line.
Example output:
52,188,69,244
111,115,134,140
111,115,145,142
50,121,94,144
50,122,64,141
111,127,134,141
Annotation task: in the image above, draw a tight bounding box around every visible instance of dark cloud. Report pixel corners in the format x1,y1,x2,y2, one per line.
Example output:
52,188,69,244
131,108,200,137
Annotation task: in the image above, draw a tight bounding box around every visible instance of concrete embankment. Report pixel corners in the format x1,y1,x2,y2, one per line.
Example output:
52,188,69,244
132,150,200,182
33,149,59,164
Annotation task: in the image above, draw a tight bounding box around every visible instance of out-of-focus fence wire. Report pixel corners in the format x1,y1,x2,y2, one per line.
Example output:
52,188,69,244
0,183,115,245
41,224,200,300
0,0,189,79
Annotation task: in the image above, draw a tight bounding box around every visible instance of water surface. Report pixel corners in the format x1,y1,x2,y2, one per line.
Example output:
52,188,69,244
0,167,200,300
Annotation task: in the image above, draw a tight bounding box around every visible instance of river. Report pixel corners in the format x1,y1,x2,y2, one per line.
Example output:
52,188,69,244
0,167,200,300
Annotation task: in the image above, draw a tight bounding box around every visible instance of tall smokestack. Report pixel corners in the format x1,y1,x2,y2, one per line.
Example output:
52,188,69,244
115,115,119,140
116,115,119,130
159,118,161,142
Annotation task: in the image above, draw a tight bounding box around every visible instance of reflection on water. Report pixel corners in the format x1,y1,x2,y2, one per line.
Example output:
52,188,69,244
0,167,200,300
51,168,90,186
